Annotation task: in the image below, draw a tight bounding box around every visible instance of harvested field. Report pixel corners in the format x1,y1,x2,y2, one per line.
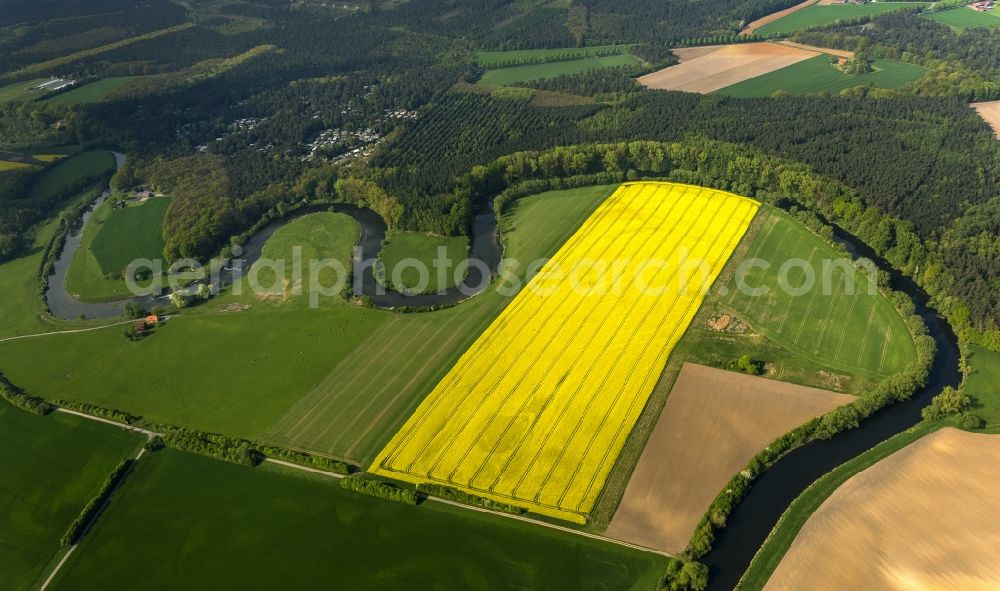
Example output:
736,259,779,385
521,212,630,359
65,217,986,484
606,363,851,553
372,182,759,523
765,428,1000,590
973,101,1000,139
774,40,853,59
741,0,819,35
638,43,818,94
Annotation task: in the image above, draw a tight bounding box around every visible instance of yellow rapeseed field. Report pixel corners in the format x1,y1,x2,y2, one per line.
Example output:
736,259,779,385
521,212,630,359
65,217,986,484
371,182,759,523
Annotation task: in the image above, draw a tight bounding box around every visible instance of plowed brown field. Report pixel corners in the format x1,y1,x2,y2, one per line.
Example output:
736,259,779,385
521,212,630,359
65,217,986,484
638,43,818,93
606,363,851,553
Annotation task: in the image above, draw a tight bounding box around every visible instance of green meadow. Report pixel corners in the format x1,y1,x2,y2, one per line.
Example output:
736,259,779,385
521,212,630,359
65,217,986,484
0,400,142,591
49,448,666,590
756,3,926,35
378,231,469,293
717,56,926,97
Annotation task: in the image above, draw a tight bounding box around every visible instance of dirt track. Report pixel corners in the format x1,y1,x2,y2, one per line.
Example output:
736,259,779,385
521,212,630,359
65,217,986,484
606,363,851,554
638,43,818,94
973,101,1000,139
765,428,1000,590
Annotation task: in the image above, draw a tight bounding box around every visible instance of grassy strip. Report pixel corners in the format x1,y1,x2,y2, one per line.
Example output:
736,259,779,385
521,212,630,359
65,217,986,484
417,483,527,515
735,420,943,590
340,475,419,505
60,458,132,546
475,46,629,68
0,24,195,83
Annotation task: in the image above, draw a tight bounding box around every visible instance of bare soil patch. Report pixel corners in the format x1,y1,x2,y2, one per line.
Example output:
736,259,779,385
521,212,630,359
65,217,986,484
638,43,818,94
973,101,1000,139
766,428,1000,590
606,363,851,553
741,0,819,34
774,40,854,58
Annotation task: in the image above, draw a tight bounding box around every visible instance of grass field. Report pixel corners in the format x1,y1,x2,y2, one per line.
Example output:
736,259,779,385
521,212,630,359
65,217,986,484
65,197,170,301
926,6,1000,28
606,363,851,553
30,150,115,206
261,185,617,464
44,77,136,104
762,428,1000,590
475,45,629,67
964,345,1000,427
756,2,925,35
477,54,642,86
715,209,915,385
371,182,759,523
0,400,143,591
716,55,926,97
0,78,51,102
50,448,667,590
378,231,469,293
242,211,359,305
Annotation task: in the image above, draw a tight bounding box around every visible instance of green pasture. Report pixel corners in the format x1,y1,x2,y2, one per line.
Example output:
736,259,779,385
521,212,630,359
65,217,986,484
756,3,926,35
0,400,143,591
477,54,642,86
964,345,1000,427
378,231,469,293
44,77,136,104
30,150,115,206
925,6,1000,28
717,56,926,97
50,448,666,590
243,211,359,306
65,197,170,302
704,209,915,390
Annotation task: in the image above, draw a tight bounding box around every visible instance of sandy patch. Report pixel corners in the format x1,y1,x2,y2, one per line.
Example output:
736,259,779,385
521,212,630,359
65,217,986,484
606,363,851,553
639,43,819,94
973,101,1000,139
765,428,1000,590
741,0,819,34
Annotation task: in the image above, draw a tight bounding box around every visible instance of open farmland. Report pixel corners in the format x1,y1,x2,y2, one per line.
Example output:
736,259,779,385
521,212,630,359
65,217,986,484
371,182,759,523
755,2,925,35
742,0,819,34
972,101,1000,138
606,363,851,553
49,448,667,590
44,77,136,104
378,231,469,293
764,428,1000,590
717,55,925,96
65,197,170,301
477,54,641,86
0,400,143,591
719,209,915,382
29,150,116,206
638,43,819,93
963,345,1000,427
90,198,169,274
926,6,1000,28
262,185,615,464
